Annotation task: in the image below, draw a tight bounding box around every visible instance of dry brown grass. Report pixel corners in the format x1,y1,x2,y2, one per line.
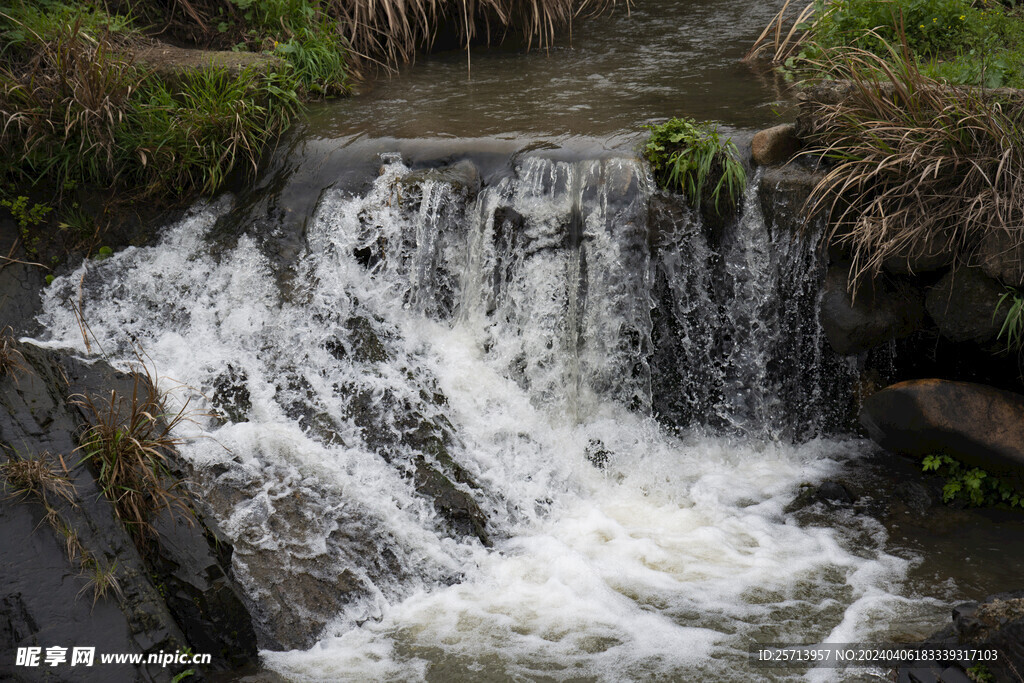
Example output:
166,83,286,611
743,0,816,65
0,326,29,381
798,33,1024,289
73,365,194,543
168,0,620,73
0,450,76,506
0,19,140,192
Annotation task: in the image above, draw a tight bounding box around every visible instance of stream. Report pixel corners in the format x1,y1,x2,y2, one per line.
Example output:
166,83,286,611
27,0,1024,680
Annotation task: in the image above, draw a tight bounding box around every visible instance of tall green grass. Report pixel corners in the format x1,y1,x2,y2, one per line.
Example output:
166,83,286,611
0,6,302,202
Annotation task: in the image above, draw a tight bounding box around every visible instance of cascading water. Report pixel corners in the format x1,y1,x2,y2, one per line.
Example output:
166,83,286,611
34,152,944,680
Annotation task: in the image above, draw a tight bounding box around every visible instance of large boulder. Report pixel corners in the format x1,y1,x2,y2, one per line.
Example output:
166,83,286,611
859,379,1024,480
977,229,1024,287
819,263,925,355
751,124,801,166
881,231,953,275
926,268,1004,344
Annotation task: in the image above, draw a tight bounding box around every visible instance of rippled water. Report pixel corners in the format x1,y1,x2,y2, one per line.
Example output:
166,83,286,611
306,0,793,139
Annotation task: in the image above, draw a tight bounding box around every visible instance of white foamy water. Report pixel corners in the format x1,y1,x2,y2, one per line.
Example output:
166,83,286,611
35,155,942,680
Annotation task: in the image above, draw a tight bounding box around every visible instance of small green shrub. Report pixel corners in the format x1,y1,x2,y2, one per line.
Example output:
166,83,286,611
922,454,1024,508
809,0,978,57
0,196,51,228
994,286,1024,353
642,117,746,214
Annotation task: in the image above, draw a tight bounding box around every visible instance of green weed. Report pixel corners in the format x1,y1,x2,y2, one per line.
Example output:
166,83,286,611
1,196,52,229
643,117,746,214
995,287,1024,353
922,454,1024,508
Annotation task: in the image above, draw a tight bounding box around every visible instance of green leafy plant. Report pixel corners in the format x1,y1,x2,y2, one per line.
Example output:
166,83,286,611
0,195,52,228
967,663,995,683
994,286,1024,353
642,117,746,214
922,454,1024,508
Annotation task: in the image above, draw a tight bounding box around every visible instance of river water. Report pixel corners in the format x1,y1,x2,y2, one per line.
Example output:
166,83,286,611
28,0,1010,680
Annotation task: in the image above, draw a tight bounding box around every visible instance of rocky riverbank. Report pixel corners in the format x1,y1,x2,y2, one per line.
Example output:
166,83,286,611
750,82,1024,682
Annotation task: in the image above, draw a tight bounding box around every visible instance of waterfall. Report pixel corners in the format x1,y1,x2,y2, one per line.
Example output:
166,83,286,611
34,152,935,679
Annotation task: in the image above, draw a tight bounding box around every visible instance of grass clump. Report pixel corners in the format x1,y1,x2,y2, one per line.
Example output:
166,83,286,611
796,35,1024,286
73,367,194,543
922,453,1024,508
0,450,76,506
0,327,28,381
0,11,301,201
642,117,746,215
78,557,124,606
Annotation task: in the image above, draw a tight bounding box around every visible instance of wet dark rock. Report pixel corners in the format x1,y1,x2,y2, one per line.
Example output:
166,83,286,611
977,229,1024,287
784,480,855,513
758,164,824,237
817,481,854,505
751,123,801,166
585,439,611,469
211,364,252,423
345,315,389,363
345,383,491,547
0,342,257,681
860,379,1024,484
401,159,482,201
952,592,1024,682
399,413,491,546
892,480,934,515
882,232,954,275
819,263,925,355
926,268,1004,344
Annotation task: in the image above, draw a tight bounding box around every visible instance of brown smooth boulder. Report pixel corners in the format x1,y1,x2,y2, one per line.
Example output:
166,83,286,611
860,379,1024,479
751,124,801,166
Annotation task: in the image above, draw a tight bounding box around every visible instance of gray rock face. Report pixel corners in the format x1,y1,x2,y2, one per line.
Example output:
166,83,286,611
859,379,1024,482
925,268,1004,344
819,263,925,355
977,229,1024,287
0,342,258,681
751,124,801,166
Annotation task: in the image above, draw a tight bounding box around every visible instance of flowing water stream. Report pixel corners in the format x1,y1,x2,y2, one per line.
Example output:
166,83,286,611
26,0,997,680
